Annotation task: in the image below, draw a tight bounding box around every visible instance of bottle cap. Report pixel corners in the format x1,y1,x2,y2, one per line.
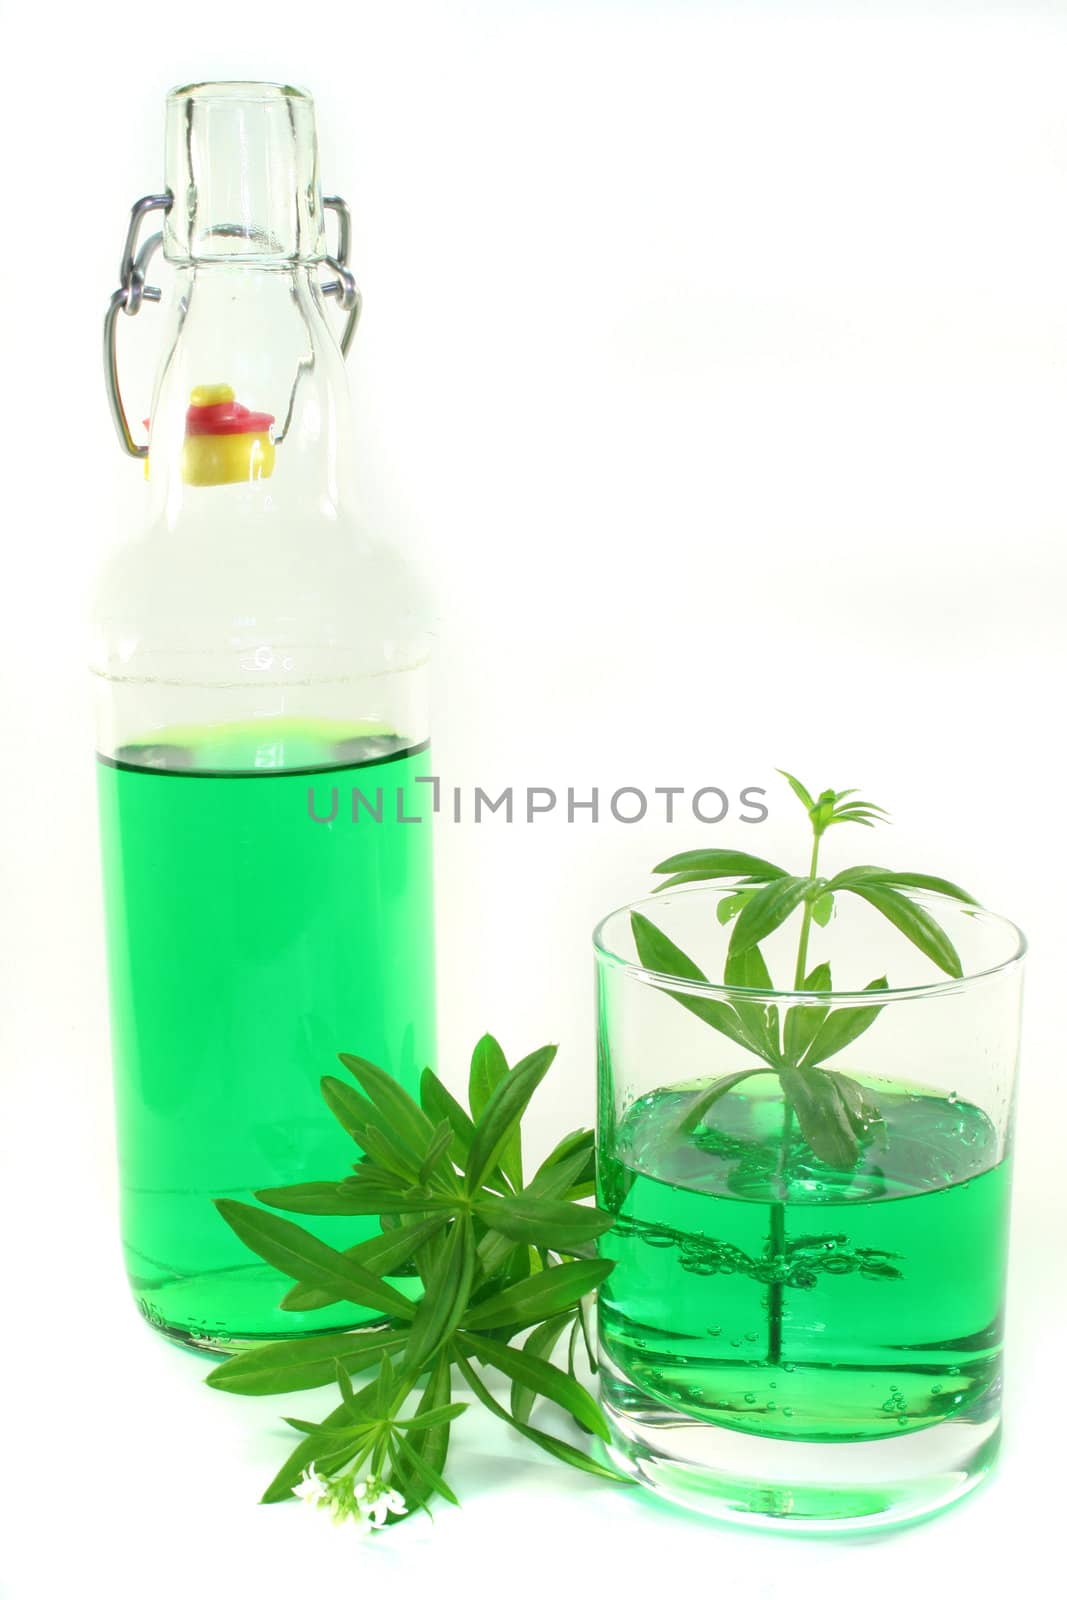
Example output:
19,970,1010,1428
182,384,276,485
186,383,275,437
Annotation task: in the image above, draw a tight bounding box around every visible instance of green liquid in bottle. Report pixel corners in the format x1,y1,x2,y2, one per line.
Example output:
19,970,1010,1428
598,1079,1009,1442
96,718,435,1351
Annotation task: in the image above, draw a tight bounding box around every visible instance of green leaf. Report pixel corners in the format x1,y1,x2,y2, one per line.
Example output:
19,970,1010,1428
511,1313,573,1424
260,1386,381,1503
281,1415,370,1442
812,891,834,927
800,977,888,1070
343,1122,422,1184
395,1352,457,1512
829,866,977,905
214,1199,414,1321
578,1293,597,1373
456,1354,630,1483
469,1034,522,1188
418,1120,456,1185
457,1331,610,1440
320,1075,390,1145
469,1033,509,1119
716,889,754,924
531,1128,595,1198
335,1358,358,1414
651,848,787,883
375,1348,396,1414
280,1214,448,1312
777,769,815,811
206,1326,406,1396
403,1216,476,1373
420,1071,476,1168
729,876,815,957
297,1365,408,1486
873,871,976,904
477,1194,616,1251
777,1065,861,1169
337,1054,438,1152
300,1436,373,1483
329,1183,450,1216
552,1239,599,1262
474,1222,528,1282
465,1046,557,1193
859,1257,903,1279
832,1071,884,1139
260,1429,340,1504
630,912,756,1055
394,1402,469,1433
824,803,889,829
462,1259,614,1332
722,942,782,1059
320,1078,428,1182
536,1125,594,1168
723,942,774,991
392,1433,461,1509
843,883,962,978
673,1067,777,1134
253,1180,376,1216
525,1145,595,1203
782,960,832,1063
652,869,732,894
567,1317,581,1380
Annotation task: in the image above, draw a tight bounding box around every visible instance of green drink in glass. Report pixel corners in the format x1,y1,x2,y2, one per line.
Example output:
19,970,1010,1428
594,878,1024,1530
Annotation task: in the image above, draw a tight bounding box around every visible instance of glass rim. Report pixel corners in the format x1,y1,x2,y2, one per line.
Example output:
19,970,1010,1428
592,881,1027,1007
168,81,313,105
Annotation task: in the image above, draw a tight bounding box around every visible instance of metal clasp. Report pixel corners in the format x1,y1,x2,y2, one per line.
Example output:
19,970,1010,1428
321,194,362,356
103,190,364,457
103,194,170,458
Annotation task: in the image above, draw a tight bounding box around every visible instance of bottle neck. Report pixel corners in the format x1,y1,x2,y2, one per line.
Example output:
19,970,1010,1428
146,261,354,525
164,82,325,264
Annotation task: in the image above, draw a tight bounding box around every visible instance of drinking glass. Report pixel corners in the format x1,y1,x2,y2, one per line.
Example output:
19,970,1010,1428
594,884,1025,1530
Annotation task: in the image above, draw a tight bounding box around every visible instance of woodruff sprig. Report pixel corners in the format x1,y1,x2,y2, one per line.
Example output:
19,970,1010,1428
207,1037,629,1528
632,772,978,1169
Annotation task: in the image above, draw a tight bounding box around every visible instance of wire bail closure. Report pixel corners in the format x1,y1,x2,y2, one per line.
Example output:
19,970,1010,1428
103,192,363,459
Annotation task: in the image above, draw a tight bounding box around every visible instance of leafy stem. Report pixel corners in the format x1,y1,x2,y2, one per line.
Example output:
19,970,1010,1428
638,771,977,1170
769,823,823,1361
793,829,822,988
207,1035,630,1530
634,772,978,1369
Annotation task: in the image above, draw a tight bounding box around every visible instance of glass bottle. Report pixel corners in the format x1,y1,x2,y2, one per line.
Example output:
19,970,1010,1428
94,82,436,1352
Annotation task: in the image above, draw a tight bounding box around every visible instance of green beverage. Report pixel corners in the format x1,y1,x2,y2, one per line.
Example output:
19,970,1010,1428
96,717,435,1350
598,1077,1009,1444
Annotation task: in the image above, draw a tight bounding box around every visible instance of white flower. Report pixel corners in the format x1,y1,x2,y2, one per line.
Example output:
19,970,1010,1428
357,1479,407,1528
294,1468,329,1507
365,1496,390,1528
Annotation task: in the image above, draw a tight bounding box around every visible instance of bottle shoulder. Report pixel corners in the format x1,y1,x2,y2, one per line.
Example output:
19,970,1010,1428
91,503,433,677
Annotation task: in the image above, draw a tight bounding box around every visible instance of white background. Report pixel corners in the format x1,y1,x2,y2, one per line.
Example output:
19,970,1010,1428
1,2,1064,1596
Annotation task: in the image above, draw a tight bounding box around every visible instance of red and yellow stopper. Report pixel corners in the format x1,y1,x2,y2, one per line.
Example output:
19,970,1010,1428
181,384,276,486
